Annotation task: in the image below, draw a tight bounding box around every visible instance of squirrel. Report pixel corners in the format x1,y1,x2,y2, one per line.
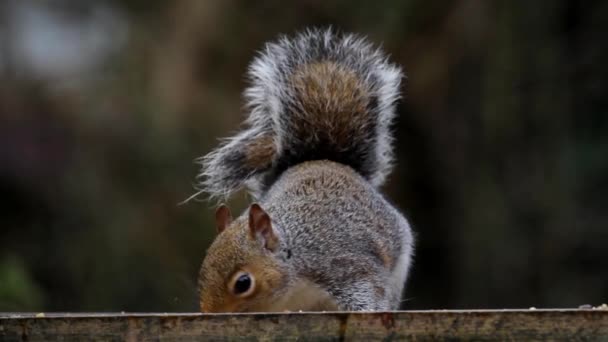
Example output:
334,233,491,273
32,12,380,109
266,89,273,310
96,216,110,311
196,28,414,312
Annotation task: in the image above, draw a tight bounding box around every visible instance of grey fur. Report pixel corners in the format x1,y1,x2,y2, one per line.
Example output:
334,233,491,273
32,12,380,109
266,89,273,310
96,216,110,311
197,28,413,311
197,28,403,199
261,161,413,310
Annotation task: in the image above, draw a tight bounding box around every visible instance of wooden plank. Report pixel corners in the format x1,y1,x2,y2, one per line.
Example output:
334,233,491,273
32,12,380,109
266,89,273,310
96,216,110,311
1,309,607,341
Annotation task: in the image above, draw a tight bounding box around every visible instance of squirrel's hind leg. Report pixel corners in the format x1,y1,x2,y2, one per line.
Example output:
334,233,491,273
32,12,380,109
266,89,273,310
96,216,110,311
331,279,391,311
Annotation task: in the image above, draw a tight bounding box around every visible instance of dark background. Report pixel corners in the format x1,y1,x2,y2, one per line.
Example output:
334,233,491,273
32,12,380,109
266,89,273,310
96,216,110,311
1,0,606,312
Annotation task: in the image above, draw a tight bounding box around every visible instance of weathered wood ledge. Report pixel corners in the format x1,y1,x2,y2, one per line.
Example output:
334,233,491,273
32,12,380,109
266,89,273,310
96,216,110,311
1,309,607,341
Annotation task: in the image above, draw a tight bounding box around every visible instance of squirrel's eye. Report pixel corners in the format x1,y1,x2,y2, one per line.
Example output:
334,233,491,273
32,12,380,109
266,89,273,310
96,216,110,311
232,272,254,296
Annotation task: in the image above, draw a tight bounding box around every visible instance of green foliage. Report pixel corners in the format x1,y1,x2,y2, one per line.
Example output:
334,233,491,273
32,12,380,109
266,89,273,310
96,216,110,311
0,256,44,311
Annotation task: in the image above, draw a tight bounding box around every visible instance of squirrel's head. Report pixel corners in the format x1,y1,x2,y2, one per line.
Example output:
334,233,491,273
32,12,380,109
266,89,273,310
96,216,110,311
198,203,289,312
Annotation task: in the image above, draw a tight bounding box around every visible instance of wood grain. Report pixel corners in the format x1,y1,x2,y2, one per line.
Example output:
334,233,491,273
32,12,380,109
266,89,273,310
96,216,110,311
1,309,607,341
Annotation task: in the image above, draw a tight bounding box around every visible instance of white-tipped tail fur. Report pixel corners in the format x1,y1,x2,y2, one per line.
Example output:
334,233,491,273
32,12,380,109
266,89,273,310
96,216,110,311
197,28,404,200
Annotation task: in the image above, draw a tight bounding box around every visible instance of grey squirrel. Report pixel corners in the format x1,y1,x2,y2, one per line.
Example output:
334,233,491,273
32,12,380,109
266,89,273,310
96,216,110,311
196,28,414,312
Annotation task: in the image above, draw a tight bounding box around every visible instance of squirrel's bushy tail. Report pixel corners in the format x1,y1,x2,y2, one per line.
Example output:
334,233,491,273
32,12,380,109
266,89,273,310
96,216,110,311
198,28,403,199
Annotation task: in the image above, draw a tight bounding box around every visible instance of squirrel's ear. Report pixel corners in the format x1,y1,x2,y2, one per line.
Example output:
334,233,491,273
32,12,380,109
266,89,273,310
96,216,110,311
215,204,233,234
248,203,279,252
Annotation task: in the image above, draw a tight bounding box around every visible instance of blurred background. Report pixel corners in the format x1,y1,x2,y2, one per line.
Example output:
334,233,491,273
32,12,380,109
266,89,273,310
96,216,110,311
1,0,606,312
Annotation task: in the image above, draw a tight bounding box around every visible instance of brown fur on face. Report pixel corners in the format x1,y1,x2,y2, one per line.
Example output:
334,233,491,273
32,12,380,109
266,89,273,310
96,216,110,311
198,204,341,313
198,216,289,313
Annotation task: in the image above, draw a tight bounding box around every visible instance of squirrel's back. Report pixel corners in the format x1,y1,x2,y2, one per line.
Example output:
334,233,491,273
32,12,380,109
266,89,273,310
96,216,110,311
198,28,403,199
261,160,413,309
